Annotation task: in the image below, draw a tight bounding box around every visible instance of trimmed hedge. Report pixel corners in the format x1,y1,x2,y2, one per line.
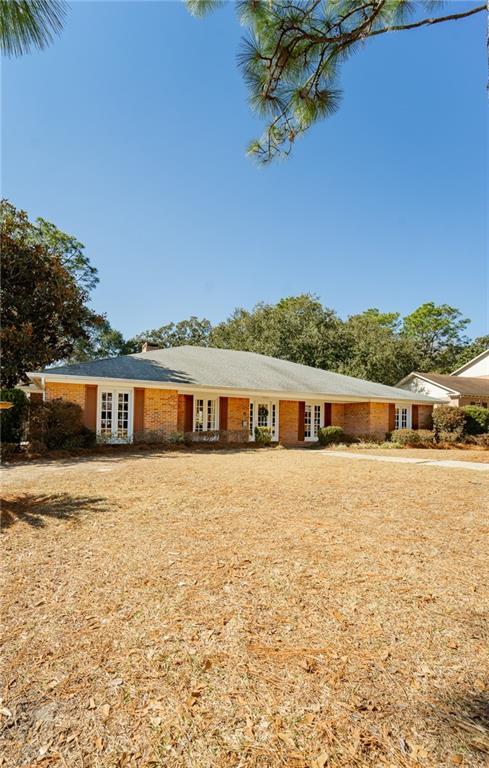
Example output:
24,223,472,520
317,425,344,445
462,406,489,435
390,429,434,447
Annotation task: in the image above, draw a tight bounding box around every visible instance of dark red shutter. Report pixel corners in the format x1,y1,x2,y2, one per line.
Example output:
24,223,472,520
219,397,228,431
184,395,194,432
298,401,305,441
133,388,145,435
388,403,396,432
84,384,98,430
324,403,332,427
412,405,419,430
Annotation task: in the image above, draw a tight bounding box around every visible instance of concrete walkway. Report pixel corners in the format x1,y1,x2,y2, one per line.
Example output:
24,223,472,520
319,451,489,472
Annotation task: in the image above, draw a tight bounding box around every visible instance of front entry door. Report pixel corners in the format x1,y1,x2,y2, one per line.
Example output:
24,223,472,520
98,388,133,443
249,400,278,441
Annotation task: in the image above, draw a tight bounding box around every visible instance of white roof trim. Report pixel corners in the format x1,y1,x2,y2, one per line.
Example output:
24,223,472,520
27,372,442,405
451,348,489,375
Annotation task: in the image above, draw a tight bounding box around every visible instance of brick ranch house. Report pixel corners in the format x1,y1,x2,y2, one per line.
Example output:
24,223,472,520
27,346,439,445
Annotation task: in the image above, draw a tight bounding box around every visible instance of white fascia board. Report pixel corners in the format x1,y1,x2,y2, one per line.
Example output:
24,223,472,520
28,372,442,405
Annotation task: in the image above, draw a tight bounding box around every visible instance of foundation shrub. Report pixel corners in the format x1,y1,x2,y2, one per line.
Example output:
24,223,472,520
28,399,95,449
432,406,466,441
317,426,344,445
254,426,272,445
462,406,489,435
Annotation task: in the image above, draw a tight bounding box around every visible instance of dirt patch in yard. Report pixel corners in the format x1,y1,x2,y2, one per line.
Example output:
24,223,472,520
1,450,488,767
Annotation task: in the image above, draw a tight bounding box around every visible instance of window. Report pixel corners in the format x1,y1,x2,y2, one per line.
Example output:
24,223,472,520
194,397,217,432
395,405,411,430
304,402,322,440
249,401,254,436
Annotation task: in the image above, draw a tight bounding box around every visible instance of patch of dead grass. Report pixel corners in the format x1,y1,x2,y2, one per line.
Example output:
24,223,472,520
1,450,488,767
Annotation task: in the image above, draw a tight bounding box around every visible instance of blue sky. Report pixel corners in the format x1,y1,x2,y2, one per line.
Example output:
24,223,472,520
2,1,487,338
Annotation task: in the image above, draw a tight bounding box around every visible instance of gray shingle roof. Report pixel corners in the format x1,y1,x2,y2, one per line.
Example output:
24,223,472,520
35,346,439,403
409,372,489,397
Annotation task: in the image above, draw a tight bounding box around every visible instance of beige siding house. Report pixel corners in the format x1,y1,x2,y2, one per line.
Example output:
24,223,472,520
397,348,489,408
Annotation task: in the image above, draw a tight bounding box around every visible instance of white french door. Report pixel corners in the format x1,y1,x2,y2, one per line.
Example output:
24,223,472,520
395,404,411,430
304,402,323,441
98,388,133,443
193,396,218,433
249,400,278,441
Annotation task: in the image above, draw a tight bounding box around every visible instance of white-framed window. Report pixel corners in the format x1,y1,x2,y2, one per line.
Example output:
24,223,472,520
304,402,322,440
98,388,133,443
249,399,279,441
395,404,411,430
194,396,218,432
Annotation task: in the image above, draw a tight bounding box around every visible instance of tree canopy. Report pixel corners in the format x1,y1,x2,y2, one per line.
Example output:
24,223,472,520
0,0,67,57
0,200,100,387
187,0,485,163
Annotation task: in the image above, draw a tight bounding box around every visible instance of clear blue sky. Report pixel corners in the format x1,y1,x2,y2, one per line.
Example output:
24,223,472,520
2,1,487,338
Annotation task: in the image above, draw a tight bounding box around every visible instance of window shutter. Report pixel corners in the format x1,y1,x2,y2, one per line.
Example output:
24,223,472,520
324,403,332,427
388,403,396,432
133,387,145,435
412,405,419,430
84,385,98,431
184,395,194,432
298,401,305,441
219,397,228,431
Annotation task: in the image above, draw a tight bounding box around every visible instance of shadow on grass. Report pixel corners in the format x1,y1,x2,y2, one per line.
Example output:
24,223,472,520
1,493,108,531
421,692,489,760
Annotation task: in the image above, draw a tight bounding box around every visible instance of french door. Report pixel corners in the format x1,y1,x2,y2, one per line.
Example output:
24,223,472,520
249,400,278,441
304,402,322,441
98,388,133,443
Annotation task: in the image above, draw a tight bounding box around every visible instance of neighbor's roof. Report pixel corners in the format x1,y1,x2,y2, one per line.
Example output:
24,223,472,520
451,348,489,375
31,346,440,403
402,372,489,397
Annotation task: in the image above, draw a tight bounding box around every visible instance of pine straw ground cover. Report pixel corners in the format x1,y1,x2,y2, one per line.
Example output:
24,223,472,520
1,449,488,768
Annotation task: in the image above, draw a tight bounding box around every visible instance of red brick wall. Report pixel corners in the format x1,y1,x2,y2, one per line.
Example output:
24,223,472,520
143,389,178,436
279,400,300,444
228,397,249,431
343,402,389,438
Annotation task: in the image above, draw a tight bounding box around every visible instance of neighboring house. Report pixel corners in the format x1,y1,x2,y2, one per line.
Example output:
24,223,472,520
27,345,439,445
397,348,489,408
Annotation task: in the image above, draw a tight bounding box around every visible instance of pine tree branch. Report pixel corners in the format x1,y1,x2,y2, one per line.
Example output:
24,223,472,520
368,4,486,38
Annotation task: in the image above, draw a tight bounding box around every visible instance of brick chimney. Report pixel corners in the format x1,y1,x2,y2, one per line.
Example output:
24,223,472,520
141,341,161,353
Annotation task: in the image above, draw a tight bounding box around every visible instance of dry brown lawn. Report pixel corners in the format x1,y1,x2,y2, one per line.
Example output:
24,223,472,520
1,449,488,768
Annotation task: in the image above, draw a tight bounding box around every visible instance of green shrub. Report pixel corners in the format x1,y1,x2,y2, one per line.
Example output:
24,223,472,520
462,406,489,435
317,425,344,445
0,388,28,444
169,431,185,444
432,406,466,441
254,426,272,445
416,429,435,447
28,399,89,449
390,429,421,446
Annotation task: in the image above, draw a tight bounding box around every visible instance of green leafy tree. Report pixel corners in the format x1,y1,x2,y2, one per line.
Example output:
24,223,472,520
210,294,347,370
339,308,417,385
127,316,213,353
0,0,67,57
187,0,485,163
401,302,470,372
451,335,489,372
0,200,99,387
67,317,131,362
